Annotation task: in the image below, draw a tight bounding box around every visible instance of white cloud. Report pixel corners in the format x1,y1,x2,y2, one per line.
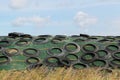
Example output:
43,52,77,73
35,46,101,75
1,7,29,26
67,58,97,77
12,16,50,27
7,0,120,10
10,0,28,9
74,11,98,27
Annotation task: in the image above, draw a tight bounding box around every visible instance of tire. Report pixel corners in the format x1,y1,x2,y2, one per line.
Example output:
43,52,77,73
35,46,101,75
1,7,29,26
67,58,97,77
8,32,24,38
0,40,10,47
63,42,80,54
105,45,119,52
80,52,97,63
72,62,89,69
25,57,40,64
0,56,11,65
44,56,61,67
33,37,49,44
3,48,20,57
51,38,64,44
20,34,33,41
15,40,29,46
98,39,110,42
80,34,90,38
73,38,85,42
95,50,110,60
23,48,39,57
70,35,80,38
64,54,79,62
112,51,120,59
59,58,71,67
91,59,108,68
109,59,120,68
47,47,64,56
82,44,98,53
38,35,52,38
54,35,67,39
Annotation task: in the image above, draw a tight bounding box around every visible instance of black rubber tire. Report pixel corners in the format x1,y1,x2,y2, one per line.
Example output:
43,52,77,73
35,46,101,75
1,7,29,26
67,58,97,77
72,62,89,69
112,51,120,59
73,38,85,42
38,35,52,38
64,54,79,62
104,36,115,41
0,40,10,47
8,32,24,38
109,59,120,68
105,45,119,52
70,35,80,38
91,59,108,68
44,56,61,67
47,47,64,56
23,48,39,57
88,37,98,41
59,58,71,67
80,34,90,38
0,56,11,65
54,35,67,39
98,39,110,42
20,34,32,37
20,34,33,41
3,48,20,57
63,42,80,54
33,37,49,44
15,40,29,46
95,50,110,59
51,38,64,44
80,52,97,63
25,57,40,64
82,44,98,53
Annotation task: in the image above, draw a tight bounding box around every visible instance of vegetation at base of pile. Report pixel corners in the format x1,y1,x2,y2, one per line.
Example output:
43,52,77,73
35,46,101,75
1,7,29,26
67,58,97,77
0,67,120,80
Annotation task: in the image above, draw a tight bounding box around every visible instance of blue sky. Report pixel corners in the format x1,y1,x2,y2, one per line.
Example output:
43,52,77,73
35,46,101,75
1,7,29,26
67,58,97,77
0,0,120,36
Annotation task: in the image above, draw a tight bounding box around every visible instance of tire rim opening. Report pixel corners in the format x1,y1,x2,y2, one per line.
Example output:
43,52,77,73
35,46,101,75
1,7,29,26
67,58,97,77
0,41,9,47
83,44,97,52
64,43,80,53
34,38,47,44
60,59,70,66
5,48,19,56
96,50,108,58
48,48,63,56
26,57,40,64
92,60,107,67
16,40,28,46
81,53,96,61
47,57,59,64
111,59,120,66
23,48,39,57
106,45,119,52
72,63,87,69
65,54,78,61
0,56,10,64
114,52,120,59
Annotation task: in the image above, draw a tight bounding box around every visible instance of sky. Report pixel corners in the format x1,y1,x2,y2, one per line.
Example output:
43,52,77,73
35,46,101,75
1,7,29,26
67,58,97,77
0,0,120,36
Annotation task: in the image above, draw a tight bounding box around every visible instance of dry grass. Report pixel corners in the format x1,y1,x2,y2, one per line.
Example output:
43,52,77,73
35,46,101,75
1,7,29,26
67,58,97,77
0,67,120,80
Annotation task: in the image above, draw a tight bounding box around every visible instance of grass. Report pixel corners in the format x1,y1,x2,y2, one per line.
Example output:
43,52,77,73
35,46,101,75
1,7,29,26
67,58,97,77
0,67,120,80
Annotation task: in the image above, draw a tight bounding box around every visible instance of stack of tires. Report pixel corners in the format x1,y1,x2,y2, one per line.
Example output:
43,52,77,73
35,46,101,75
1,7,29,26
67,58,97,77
0,32,119,70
